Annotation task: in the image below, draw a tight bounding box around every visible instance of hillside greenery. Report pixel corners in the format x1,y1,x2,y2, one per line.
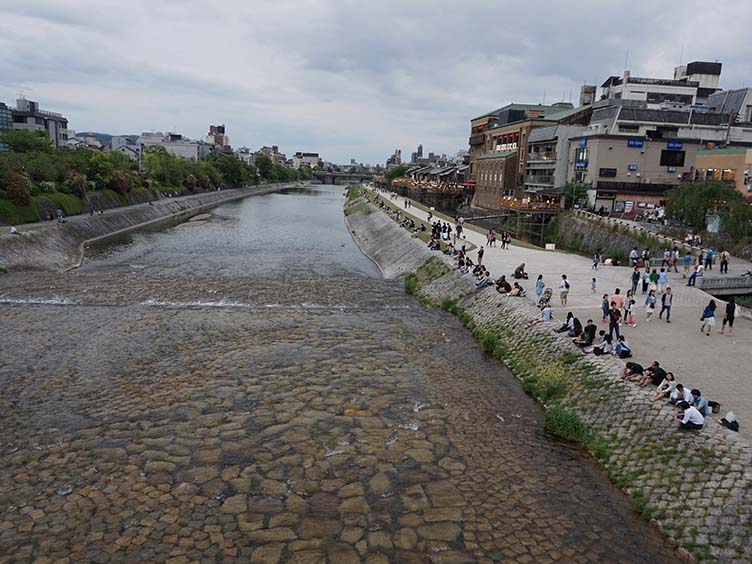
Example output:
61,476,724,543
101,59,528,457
0,129,303,224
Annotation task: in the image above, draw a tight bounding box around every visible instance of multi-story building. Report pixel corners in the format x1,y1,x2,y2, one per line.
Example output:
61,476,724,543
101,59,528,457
567,134,699,214
292,152,320,169
206,124,230,149
601,61,722,110
467,102,592,208
10,98,70,147
707,88,752,123
694,147,752,197
0,102,12,151
386,148,402,169
525,124,586,194
138,132,209,160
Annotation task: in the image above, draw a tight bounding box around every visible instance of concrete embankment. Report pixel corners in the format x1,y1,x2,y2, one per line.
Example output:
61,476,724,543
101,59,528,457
0,183,294,272
347,194,752,564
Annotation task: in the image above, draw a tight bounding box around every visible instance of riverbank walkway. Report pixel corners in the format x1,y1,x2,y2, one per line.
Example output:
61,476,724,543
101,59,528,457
372,189,752,442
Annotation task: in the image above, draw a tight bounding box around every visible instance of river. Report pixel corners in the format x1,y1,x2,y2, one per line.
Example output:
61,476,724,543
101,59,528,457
0,185,677,562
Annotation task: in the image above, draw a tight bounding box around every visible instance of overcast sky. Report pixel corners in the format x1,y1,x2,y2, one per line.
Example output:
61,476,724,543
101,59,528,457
2,0,751,164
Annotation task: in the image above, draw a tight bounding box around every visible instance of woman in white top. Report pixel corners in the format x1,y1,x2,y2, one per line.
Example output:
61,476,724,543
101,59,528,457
650,372,676,401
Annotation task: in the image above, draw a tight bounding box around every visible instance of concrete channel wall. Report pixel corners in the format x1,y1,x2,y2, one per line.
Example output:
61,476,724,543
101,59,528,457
347,195,752,564
0,183,294,272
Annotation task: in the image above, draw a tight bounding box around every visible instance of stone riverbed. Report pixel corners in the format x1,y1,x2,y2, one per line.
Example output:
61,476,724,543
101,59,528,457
0,186,677,563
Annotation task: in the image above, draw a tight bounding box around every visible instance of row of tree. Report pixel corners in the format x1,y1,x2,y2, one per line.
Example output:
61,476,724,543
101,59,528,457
0,130,309,209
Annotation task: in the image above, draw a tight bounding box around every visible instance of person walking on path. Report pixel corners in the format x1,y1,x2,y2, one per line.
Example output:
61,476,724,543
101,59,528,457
535,275,545,301
720,297,737,336
705,249,715,270
629,247,639,267
661,248,671,268
630,267,641,293
719,249,730,274
608,302,622,340
627,299,637,327
672,247,680,273
700,299,717,336
559,274,570,307
682,250,692,278
641,266,651,294
657,268,668,294
477,246,484,266
659,287,673,322
645,289,657,322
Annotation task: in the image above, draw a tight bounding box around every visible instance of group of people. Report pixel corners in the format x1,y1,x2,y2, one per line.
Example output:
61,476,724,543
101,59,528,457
617,361,719,430
485,228,511,249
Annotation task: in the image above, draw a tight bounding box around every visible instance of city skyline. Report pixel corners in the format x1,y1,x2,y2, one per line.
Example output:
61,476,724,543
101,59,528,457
2,0,752,163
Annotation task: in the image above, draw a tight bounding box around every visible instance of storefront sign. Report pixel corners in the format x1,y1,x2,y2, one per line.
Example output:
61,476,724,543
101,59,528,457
627,138,644,148
667,140,683,150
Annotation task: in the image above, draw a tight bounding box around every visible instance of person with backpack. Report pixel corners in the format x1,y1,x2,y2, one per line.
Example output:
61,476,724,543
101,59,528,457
559,274,570,306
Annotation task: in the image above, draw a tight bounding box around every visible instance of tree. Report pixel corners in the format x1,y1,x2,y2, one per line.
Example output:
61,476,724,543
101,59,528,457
106,150,136,172
210,155,248,187
0,129,53,153
255,155,274,180
384,165,408,185
88,152,115,189
563,180,588,210
666,180,742,230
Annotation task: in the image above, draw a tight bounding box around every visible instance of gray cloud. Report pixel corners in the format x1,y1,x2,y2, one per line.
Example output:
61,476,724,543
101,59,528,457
1,0,751,163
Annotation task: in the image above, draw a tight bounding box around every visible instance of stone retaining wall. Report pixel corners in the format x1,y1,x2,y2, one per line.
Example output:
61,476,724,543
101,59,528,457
0,183,294,272
349,198,752,563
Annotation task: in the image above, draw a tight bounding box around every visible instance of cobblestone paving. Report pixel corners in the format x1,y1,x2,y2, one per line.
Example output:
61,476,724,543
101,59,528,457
0,269,678,563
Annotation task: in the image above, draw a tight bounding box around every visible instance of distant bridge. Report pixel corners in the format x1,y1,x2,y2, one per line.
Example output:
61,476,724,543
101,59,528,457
312,171,373,185
698,275,752,296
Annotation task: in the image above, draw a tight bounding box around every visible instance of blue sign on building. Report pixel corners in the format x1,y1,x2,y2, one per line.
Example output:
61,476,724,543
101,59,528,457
578,138,587,148
667,140,683,150
627,164,638,171
627,138,644,148
667,166,677,173
574,160,588,170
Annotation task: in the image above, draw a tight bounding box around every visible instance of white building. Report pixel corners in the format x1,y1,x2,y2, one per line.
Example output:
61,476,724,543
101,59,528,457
673,61,722,104
137,132,207,160
292,152,320,169
10,98,71,147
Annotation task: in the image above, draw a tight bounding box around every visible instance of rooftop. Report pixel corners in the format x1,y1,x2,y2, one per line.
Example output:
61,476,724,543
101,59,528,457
476,151,516,160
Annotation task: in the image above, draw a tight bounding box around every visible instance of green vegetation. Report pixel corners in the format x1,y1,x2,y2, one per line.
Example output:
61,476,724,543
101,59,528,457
544,406,587,442
563,180,588,210
0,129,303,225
384,165,408,185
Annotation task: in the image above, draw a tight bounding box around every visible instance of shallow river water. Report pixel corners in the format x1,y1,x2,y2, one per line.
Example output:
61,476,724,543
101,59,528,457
0,185,677,563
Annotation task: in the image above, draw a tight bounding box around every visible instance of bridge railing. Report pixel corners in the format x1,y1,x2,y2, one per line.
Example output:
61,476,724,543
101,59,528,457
698,276,752,290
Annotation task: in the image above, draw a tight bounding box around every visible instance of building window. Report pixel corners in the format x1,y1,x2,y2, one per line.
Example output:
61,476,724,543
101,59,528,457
745,105,752,122
722,169,736,183
599,168,617,178
619,124,639,133
660,150,686,167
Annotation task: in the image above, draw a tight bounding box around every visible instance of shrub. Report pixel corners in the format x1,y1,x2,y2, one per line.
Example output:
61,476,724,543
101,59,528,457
404,273,418,295
544,406,586,441
110,170,132,195
1,169,33,206
184,174,198,192
478,331,499,354
64,171,89,197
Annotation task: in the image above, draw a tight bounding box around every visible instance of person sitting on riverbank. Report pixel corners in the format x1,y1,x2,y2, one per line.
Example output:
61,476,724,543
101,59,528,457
513,263,529,280
669,383,693,405
509,282,526,297
691,389,709,416
530,304,553,325
573,320,596,348
676,401,704,430
618,362,643,382
638,360,666,388
476,269,493,289
650,372,676,401
589,334,613,356
613,335,631,358
495,275,512,294
554,312,574,333
567,317,583,337
581,330,606,353
9,225,21,235
427,237,440,250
